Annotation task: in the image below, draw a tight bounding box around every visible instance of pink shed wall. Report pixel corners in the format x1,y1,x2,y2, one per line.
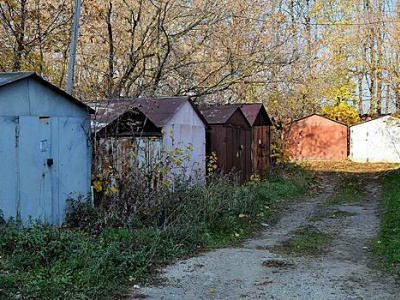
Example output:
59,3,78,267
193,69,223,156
287,115,348,161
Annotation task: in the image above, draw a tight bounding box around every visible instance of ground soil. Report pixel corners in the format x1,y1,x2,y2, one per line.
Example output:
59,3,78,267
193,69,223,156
131,163,400,300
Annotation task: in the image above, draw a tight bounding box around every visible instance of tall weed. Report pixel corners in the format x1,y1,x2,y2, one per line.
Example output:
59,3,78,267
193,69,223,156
0,164,313,299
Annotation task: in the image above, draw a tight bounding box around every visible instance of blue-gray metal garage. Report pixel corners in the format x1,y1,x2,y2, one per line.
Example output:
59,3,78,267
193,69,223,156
0,72,93,225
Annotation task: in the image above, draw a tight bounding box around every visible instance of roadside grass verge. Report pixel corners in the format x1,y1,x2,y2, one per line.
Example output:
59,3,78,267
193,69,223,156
0,164,314,300
273,225,332,256
326,174,364,205
374,169,400,276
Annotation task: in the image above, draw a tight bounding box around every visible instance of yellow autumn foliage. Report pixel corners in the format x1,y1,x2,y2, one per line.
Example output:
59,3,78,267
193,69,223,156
321,102,361,126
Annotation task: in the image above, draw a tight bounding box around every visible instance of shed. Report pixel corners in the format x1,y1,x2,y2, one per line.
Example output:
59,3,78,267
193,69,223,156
89,97,208,184
87,99,162,187
0,72,93,224
201,105,252,182
286,114,348,161
239,104,272,173
350,115,400,163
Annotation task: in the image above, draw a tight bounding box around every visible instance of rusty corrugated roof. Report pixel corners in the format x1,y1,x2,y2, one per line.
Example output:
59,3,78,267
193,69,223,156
135,96,189,127
85,99,136,129
86,96,208,130
201,103,272,126
238,104,261,125
87,100,159,136
239,103,272,126
200,105,239,124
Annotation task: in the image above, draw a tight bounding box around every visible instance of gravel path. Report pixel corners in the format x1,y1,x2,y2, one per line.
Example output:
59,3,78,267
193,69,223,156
132,173,400,299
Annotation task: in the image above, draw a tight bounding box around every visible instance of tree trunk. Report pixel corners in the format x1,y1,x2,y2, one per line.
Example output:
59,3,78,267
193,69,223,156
376,0,384,115
106,1,115,98
358,70,364,114
395,82,400,113
305,0,312,75
385,84,390,114
13,0,27,71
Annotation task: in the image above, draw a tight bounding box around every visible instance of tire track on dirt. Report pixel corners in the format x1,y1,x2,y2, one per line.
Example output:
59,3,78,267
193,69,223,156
132,173,400,300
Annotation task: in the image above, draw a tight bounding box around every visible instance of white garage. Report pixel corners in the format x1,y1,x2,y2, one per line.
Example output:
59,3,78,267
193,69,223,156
350,115,400,163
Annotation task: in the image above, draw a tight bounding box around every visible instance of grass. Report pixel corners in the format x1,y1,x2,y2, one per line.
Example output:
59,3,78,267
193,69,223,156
309,210,357,222
306,161,400,174
0,164,314,300
374,169,400,276
326,174,364,205
273,225,332,256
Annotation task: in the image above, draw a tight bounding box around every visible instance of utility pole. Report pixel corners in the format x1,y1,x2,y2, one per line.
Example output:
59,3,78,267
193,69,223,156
67,0,82,95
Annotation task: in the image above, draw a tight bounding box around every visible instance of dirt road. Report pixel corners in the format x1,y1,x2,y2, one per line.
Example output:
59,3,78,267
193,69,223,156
133,171,400,300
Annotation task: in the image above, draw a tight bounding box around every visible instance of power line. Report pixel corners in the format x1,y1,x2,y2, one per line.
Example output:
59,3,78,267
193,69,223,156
231,14,400,27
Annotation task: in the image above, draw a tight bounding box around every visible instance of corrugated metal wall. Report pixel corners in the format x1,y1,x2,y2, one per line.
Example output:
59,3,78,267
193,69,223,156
0,116,91,225
207,110,252,182
252,126,270,173
0,78,91,225
163,101,206,183
248,107,271,174
96,137,163,179
287,115,348,162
